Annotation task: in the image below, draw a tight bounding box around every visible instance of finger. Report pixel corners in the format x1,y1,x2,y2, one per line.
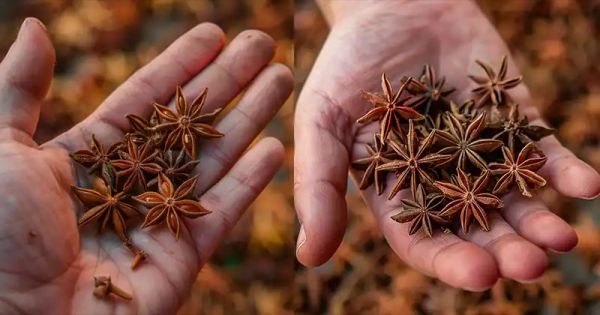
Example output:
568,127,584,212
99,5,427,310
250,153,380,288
167,29,275,114
194,63,292,193
364,188,499,291
190,137,284,265
501,72,600,200
48,22,226,149
0,18,54,139
537,133,600,200
465,50,600,200
459,212,548,282
501,192,578,253
294,96,355,266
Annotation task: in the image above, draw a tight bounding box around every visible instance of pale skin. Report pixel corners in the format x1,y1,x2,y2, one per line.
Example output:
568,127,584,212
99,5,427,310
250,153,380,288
0,19,292,314
295,1,600,291
2,2,600,313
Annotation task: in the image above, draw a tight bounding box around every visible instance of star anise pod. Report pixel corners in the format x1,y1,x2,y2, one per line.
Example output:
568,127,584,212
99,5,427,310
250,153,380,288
469,56,522,107
414,112,445,138
488,103,555,152
352,133,396,195
147,150,199,187
489,143,547,197
134,173,211,240
377,120,451,199
449,99,480,123
72,178,139,241
403,64,455,115
112,139,162,192
70,134,121,187
358,74,425,142
391,184,450,237
434,169,504,233
125,112,164,147
153,87,223,158
436,112,503,170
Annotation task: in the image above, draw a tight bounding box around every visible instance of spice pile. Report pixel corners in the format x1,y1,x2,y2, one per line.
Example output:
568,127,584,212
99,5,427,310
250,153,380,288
70,86,222,299
353,57,555,236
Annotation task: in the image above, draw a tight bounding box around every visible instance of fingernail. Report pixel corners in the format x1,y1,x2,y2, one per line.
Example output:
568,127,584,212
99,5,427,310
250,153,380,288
582,189,600,201
548,248,570,254
516,277,542,284
29,18,48,33
18,18,47,39
463,286,490,292
17,19,30,39
296,225,306,255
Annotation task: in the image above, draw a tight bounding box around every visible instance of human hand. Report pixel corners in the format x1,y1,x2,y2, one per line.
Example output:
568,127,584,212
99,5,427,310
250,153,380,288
0,18,292,314
294,0,600,291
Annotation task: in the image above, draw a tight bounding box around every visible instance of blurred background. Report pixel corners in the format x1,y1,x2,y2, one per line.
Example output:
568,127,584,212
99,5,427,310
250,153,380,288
1,0,599,314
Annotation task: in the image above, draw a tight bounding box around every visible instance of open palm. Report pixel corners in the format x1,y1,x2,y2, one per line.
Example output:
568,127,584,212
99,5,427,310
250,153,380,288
0,19,292,314
295,1,600,291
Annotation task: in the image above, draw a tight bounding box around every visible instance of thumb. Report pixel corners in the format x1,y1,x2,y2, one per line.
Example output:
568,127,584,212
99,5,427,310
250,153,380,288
0,17,55,140
294,87,352,266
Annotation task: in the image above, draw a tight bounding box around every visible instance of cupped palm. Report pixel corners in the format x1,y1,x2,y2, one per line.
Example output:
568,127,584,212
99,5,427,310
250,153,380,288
0,18,292,314
295,1,600,291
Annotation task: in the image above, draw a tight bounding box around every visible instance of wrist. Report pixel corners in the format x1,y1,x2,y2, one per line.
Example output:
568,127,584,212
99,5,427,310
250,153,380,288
316,0,406,25
317,0,469,26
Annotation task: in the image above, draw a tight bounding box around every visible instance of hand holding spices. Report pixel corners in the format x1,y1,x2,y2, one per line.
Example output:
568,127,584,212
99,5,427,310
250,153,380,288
0,19,292,314
353,59,551,236
293,0,600,293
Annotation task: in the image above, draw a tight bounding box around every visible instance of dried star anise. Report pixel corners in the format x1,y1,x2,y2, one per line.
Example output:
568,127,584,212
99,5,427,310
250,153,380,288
134,173,211,240
415,112,444,138
357,60,552,237
351,134,396,195
391,184,449,237
434,169,504,233
72,178,139,242
126,112,164,147
469,55,523,107
112,139,162,192
358,74,424,142
377,120,450,199
68,85,224,300
488,103,555,152
404,64,455,115
436,112,503,170
153,87,223,158
449,99,479,123
489,143,548,197
70,134,121,187
147,149,199,187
